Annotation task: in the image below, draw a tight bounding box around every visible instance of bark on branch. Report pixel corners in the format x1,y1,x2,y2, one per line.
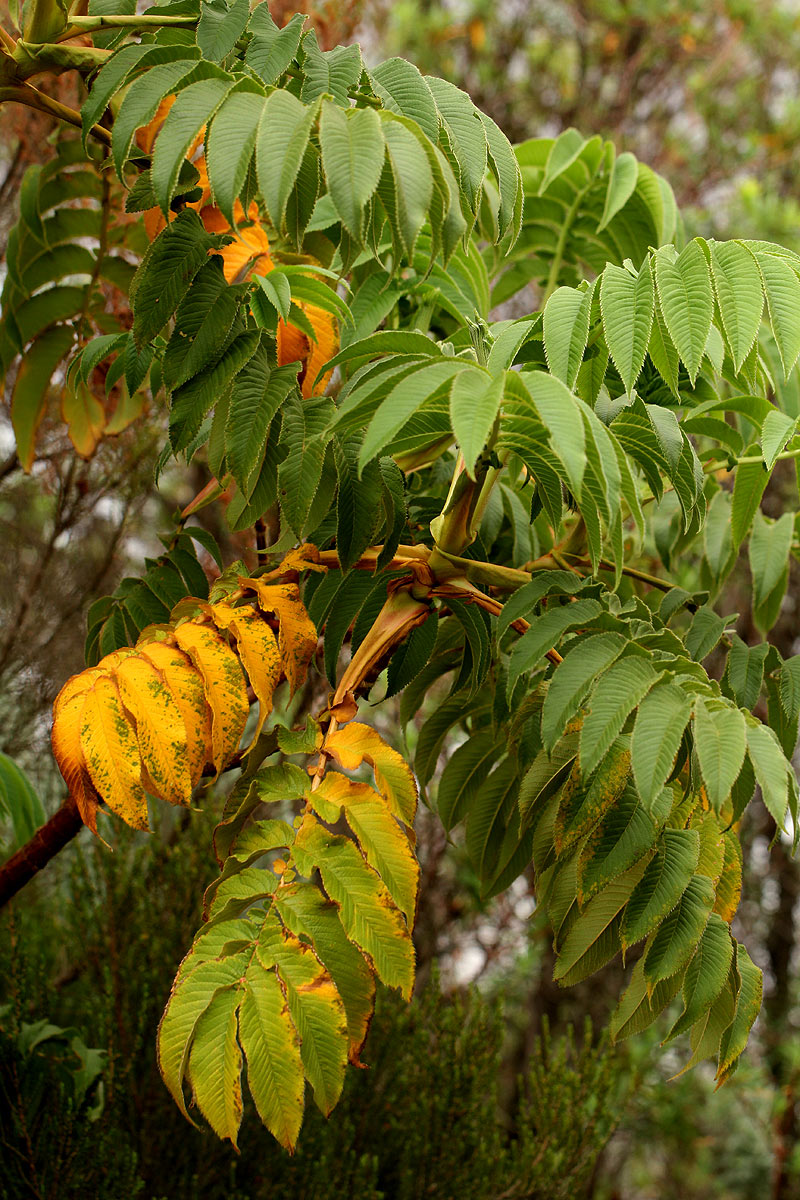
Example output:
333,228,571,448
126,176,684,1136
0,796,83,910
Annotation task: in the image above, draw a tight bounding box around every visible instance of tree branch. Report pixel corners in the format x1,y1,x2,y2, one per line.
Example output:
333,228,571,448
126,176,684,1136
0,82,112,144
0,797,83,910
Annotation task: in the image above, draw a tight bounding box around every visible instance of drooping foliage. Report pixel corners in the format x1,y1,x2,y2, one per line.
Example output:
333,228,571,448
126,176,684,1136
2,0,800,1153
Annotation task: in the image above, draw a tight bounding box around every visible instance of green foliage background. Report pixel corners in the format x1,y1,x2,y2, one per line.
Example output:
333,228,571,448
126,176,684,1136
3,0,800,1194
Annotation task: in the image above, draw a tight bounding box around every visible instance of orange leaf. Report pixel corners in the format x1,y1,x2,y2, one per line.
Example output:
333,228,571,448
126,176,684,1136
218,222,274,284
51,689,100,833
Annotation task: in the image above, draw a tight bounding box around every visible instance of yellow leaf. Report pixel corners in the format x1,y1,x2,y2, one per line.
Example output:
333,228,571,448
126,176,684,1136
241,579,317,696
266,543,326,579
210,602,281,747
714,832,743,923
51,688,100,833
115,654,194,807
61,382,106,459
79,674,149,830
138,641,212,786
173,622,249,773
324,723,418,825
53,667,103,718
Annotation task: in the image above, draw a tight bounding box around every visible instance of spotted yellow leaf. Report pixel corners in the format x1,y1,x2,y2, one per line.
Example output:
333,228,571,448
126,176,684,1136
138,641,213,786
173,622,249,773
241,579,317,696
79,674,149,830
115,654,193,807
210,601,281,747
324,723,418,825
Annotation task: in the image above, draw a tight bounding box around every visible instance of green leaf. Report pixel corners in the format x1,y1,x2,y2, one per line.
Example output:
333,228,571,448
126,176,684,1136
654,241,713,384
226,354,298,498
274,882,375,1056
598,151,637,230
507,598,603,698
371,57,439,141
162,258,243,390
0,753,45,847
479,109,522,245
543,284,594,390
379,116,434,258
538,127,586,193
554,860,647,984
333,439,382,571
648,292,680,396
754,249,800,379
245,9,304,85
319,101,385,239
301,37,362,106
610,955,685,1041
541,634,627,753
385,614,438,700
620,829,700,951
578,782,667,904
522,371,587,501
158,952,250,1122
717,943,763,1079
709,241,764,372
239,966,304,1151
730,449,768,550
357,360,468,470
170,330,260,452
448,368,503,478
437,729,503,833
665,914,734,1043
580,657,660,777
600,260,654,395
111,58,200,178
151,77,234,213
761,409,797,471
206,90,264,226
693,700,747,813
11,325,74,471
749,510,794,615
187,986,243,1145
686,607,727,662
258,918,348,1116
724,635,768,711
197,0,250,60
746,720,789,829
426,76,487,212
131,210,220,347
295,819,414,999
277,394,335,538
465,758,518,881
631,683,693,810
256,89,320,234
643,875,715,989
